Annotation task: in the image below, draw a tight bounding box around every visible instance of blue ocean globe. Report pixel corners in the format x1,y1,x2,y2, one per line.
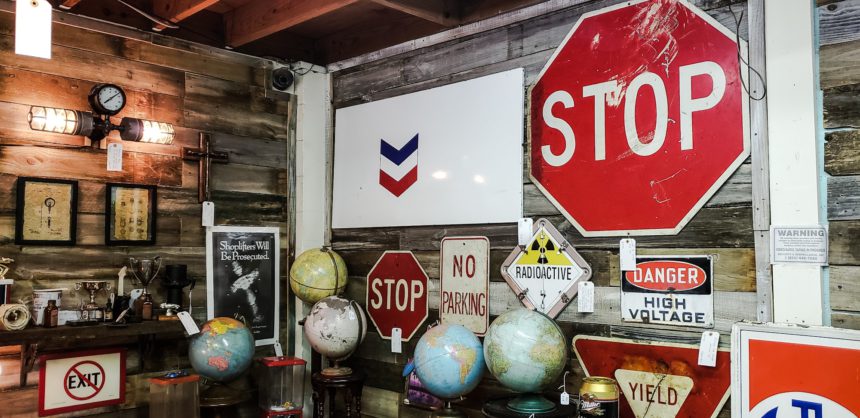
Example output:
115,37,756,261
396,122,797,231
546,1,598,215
483,308,567,413
189,317,255,382
413,324,485,399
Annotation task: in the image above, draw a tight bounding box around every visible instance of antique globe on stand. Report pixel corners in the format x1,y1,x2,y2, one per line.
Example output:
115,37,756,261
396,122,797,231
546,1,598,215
188,317,256,406
413,324,485,418
483,308,567,414
289,248,348,304
303,295,367,376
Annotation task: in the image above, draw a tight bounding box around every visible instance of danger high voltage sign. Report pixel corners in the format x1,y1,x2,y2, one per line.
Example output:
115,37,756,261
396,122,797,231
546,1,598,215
621,256,714,328
501,218,592,318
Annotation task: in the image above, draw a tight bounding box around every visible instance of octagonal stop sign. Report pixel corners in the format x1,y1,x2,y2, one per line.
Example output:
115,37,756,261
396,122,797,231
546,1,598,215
529,0,749,236
366,251,429,341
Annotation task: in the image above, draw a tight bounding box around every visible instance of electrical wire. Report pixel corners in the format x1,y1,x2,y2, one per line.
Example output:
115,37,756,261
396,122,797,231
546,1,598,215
114,0,179,29
730,4,767,101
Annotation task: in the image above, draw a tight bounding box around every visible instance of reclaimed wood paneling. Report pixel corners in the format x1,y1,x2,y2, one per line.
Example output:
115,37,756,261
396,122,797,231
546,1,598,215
824,83,860,128
0,6,293,417
825,129,860,175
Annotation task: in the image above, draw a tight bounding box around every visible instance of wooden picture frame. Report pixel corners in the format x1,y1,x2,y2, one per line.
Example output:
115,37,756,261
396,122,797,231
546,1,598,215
105,183,157,246
15,177,78,245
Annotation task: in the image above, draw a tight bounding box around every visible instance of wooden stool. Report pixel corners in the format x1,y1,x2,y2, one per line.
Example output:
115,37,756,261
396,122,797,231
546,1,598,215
311,371,366,418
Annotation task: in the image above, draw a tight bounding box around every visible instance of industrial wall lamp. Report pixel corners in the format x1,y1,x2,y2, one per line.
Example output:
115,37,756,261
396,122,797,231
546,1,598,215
27,84,175,145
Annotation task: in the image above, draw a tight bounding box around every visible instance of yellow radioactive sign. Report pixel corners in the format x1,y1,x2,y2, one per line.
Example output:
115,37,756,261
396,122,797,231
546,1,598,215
516,227,575,266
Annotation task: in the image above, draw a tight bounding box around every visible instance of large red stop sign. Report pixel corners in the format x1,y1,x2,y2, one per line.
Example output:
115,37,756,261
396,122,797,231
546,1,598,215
529,0,749,236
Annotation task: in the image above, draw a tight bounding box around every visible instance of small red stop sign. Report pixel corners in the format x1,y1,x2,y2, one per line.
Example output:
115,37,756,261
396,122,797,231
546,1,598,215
529,0,749,236
366,251,428,341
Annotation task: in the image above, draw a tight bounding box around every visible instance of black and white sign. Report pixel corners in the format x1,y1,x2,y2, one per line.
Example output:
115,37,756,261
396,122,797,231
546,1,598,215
206,226,280,346
770,225,828,265
621,256,714,328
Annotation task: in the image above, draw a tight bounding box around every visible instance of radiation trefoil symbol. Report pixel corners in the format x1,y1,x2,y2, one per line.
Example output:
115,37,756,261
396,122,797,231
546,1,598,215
500,218,592,318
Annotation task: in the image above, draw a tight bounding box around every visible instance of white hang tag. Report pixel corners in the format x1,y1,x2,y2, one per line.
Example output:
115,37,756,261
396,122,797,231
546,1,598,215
107,143,123,171
202,201,215,226
178,311,200,335
578,281,595,313
347,306,357,321
15,0,52,59
518,218,534,246
391,327,403,353
698,331,720,367
560,391,570,405
273,342,284,357
620,238,637,271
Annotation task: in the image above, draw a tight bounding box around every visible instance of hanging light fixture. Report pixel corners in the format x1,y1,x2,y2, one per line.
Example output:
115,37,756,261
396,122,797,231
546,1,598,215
26,84,175,145
15,0,53,59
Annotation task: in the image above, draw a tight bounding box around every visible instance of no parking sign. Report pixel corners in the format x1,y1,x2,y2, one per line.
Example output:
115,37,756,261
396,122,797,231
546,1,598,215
39,348,126,416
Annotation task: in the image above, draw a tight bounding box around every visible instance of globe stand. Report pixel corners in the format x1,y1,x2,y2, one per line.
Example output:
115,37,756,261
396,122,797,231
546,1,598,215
432,400,467,418
506,394,556,414
199,381,250,408
321,360,353,377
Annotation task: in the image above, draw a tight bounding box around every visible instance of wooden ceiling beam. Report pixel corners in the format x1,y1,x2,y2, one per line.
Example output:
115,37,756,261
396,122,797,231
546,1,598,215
59,0,85,10
368,0,460,27
225,0,361,47
151,0,221,31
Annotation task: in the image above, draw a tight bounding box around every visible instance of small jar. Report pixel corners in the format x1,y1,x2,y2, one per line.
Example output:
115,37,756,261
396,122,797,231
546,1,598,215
43,300,59,328
141,294,154,320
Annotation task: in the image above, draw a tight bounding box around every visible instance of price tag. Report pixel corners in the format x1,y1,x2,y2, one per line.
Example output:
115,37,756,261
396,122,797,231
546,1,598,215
620,238,637,271
178,311,200,335
273,342,284,357
347,306,357,321
202,201,215,226
698,331,720,367
391,327,403,353
560,391,570,405
107,143,123,172
518,218,534,246
577,281,594,313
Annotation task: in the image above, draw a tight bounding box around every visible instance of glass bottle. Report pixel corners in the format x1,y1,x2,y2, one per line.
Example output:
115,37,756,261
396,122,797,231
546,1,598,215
141,294,154,320
44,300,59,328
104,299,114,322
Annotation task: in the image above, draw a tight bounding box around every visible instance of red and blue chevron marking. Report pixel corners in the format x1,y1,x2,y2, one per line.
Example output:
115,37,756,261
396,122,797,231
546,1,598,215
379,134,418,197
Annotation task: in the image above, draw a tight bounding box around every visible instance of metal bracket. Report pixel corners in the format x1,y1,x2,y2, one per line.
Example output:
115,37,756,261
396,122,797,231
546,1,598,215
516,288,529,301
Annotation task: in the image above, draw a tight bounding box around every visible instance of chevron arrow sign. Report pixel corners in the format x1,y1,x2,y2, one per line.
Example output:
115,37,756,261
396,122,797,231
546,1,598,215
379,134,419,197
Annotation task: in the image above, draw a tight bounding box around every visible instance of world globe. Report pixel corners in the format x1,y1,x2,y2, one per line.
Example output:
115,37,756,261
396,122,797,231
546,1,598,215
484,308,567,413
290,248,348,304
413,324,485,399
304,296,366,374
189,317,255,382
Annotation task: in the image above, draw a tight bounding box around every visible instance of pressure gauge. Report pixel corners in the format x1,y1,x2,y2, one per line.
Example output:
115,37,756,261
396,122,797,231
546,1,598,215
88,83,126,116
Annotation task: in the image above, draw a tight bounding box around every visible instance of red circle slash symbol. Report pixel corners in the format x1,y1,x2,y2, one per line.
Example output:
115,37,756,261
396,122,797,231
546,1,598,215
63,360,106,401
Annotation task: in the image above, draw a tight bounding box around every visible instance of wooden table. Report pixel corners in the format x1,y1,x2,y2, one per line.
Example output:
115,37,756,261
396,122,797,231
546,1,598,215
0,321,186,386
311,371,365,418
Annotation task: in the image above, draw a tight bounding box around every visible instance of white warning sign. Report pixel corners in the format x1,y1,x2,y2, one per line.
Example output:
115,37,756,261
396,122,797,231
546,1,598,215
621,256,714,328
500,218,592,318
39,348,126,416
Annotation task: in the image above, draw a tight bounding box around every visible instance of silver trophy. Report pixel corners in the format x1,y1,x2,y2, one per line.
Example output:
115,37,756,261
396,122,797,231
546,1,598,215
127,256,162,298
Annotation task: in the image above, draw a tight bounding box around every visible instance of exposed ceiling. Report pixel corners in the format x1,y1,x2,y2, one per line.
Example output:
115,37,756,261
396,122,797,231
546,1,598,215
56,0,546,65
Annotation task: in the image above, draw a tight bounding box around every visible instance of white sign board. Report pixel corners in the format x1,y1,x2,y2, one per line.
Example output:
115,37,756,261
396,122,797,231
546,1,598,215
332,69,524,228
615,369,694,418
500,218,592,318
439,236,490,335
621,256,714,328
770,225,828,265
39,348,126,416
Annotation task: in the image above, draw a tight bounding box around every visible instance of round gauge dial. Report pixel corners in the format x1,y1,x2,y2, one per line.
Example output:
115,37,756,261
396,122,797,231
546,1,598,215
88,84,126,116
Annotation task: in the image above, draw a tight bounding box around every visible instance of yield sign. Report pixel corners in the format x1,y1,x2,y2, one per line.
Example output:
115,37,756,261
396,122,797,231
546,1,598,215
574,335,730,418
500,218,591,318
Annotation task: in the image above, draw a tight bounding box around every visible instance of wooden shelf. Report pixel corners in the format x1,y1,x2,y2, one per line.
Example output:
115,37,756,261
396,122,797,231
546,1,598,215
0,321,186,347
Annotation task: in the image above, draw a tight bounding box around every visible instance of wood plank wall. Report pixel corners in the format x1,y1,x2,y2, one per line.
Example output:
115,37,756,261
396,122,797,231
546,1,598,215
330,1,859,417
823,0,860,330
0,9,293,417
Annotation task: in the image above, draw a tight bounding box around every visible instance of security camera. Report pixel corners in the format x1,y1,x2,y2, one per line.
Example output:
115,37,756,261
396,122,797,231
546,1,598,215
272,67,294,91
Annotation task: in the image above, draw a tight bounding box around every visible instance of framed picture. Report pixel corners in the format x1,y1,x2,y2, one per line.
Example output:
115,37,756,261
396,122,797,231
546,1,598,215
15,177,78,245
105,183,156,246
206,226,280,346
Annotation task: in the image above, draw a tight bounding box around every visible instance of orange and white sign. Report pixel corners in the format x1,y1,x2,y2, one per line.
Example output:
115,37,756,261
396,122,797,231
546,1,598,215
732,323,860,418
39,348,126,416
